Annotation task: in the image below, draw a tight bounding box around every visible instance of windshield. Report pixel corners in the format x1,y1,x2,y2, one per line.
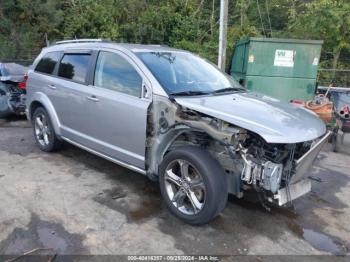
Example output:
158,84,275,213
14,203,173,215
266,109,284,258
136,51,244,95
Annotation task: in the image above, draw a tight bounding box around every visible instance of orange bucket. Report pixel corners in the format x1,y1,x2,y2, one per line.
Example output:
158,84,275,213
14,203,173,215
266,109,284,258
305,100,333,123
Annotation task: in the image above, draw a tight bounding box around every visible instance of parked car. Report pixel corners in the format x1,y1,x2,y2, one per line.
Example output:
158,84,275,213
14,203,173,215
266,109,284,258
0,62,28,118
26,39,330,224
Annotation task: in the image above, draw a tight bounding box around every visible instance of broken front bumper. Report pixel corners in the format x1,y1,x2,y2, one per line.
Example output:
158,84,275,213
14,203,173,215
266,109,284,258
273,131,332,206
292,131,332,183
274,178,311,206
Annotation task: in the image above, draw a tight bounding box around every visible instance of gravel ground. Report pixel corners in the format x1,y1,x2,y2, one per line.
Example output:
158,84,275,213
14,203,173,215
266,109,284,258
0,116,349,260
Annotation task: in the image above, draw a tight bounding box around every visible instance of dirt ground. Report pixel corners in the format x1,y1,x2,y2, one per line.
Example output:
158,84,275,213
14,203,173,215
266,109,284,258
0,116,349,260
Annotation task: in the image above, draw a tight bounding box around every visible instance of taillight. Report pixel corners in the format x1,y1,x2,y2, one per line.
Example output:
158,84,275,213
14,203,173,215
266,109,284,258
18,74,28,89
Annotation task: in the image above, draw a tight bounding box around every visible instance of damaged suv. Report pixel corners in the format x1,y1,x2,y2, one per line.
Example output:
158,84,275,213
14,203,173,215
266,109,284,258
26,39,330,224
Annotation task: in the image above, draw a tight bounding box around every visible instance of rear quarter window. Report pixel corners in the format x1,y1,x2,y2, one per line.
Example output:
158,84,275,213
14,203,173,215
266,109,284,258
58,54,91,83
35,52,61,75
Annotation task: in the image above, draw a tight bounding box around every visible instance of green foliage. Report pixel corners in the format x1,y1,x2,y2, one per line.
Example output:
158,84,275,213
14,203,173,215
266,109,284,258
63,0,119,40
289,0,350,85
0,0,349,82
0,0,63,59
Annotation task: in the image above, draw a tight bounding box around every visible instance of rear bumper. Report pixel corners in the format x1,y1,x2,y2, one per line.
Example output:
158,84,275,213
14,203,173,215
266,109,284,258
291,131,332,183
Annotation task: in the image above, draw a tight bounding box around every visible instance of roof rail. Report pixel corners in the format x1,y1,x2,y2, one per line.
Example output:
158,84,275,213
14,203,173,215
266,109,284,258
55,39,107,45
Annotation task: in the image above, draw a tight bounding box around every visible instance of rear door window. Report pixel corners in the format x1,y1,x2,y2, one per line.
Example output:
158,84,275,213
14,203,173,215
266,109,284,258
94,51,142,97
35,52,61,75
58,54,91,83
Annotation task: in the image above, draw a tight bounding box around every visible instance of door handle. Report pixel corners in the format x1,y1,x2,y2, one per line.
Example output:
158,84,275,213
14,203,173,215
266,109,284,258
86,95,99,102
48,84,56,89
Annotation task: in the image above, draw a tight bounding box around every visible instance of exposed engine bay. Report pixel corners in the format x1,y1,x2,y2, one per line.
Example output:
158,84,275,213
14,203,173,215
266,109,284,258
147,95,328,207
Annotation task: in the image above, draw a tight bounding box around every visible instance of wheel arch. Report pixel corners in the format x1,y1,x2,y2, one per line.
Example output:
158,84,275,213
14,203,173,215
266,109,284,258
28,92,62,137
163,129,212,157
148,127,216,177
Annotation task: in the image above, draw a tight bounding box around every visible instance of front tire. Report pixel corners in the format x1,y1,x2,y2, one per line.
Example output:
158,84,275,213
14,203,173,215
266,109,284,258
159,146,228,225
32,107,62,152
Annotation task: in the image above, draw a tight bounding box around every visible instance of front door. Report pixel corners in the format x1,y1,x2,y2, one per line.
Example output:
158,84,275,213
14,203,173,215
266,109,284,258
85,50,151,169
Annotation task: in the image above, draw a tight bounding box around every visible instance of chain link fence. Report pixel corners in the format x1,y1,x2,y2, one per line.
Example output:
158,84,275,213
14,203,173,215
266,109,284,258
0,46,41,67
0,59,34,67
317,69,350,88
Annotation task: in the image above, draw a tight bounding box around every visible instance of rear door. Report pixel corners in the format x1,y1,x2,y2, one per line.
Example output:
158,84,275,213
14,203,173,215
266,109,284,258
51,50,96,146
31,51,63,100
85,49,151,169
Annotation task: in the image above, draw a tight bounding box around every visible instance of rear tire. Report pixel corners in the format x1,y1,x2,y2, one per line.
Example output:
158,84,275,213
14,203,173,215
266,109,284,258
159,146,228,225
32,107,62,152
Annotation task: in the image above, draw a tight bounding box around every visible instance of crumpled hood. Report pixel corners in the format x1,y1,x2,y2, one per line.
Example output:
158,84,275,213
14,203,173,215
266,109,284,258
175,92,326,144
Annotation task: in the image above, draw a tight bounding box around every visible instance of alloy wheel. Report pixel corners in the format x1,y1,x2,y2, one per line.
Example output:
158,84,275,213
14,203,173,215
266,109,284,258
164,159,206,215
34,113,51,147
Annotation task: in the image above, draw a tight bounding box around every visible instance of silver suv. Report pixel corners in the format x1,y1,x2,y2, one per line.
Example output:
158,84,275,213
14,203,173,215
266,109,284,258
26,39,330,224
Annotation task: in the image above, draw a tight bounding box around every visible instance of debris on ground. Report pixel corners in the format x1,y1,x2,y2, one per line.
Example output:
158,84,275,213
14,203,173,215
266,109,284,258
4,247,53,262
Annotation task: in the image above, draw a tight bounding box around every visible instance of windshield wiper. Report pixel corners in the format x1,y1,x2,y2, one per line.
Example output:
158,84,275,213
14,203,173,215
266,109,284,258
211,87,246,94
169,91,210,96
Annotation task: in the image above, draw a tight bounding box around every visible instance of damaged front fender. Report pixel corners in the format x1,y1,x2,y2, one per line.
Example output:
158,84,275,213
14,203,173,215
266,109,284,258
146,95,247,178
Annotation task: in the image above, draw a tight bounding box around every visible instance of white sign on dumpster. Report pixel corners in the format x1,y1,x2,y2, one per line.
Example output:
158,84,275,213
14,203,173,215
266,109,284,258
274,49,295,67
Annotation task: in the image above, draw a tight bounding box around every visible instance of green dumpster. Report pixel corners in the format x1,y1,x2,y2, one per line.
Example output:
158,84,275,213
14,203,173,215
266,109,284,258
230,37,323,102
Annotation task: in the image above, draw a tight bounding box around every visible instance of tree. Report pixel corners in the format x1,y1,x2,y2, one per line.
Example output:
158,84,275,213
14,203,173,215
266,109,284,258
62,0,119,40
0,0,349,82
290,0,350,78
0,0,63,59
